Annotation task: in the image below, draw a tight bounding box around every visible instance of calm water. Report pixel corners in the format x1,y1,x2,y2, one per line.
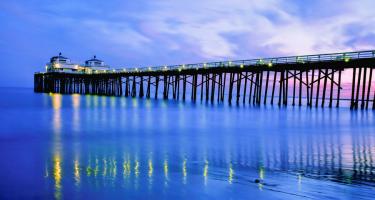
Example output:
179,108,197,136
0,88,374,199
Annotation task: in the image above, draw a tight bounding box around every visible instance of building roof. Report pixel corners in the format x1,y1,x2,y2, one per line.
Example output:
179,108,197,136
51,52,68,60
85,55,103,62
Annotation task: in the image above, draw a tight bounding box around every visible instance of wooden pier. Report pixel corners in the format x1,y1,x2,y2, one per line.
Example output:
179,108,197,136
34,50,375,109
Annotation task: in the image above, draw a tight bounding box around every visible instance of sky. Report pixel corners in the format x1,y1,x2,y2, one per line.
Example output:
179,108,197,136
0,0,375,87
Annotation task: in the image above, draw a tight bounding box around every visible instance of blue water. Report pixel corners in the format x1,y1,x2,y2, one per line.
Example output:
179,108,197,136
0,88,374,199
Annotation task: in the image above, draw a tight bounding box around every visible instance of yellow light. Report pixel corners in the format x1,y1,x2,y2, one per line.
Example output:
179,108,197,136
178,68,182,72
228,164,234,184
259,167,264,180
268,62,273,67
164,160,168,180
53,154,62,200
74,159,80,185
94,158,99,177
345,58,350,62
134,160,139,177
148,159,153,178
203,63,207,68
123,158,131,177
240,64,244,68
103,158,107,177
182,159,187,178
148,67,152,70
203,160,208,185
112,158,117,178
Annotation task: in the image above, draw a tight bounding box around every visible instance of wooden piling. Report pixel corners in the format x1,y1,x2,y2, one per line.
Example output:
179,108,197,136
263,71,270,105
155,76,159,99
228,73,234,104
182,75,186,100
236,73,241,104
361,67,367,109
243,72,248,104
355,67,362,109
350,68,356,109
316,70,321,107
328,69,334,108
211,73,216,103
366,68,373,109
271,71,277,105
310,69,315,107
336,70,342,108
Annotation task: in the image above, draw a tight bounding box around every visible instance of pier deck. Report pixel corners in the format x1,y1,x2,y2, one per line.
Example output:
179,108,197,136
34,50,375,109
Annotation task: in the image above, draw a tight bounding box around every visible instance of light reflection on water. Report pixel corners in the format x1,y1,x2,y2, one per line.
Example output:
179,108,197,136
0,89,375,199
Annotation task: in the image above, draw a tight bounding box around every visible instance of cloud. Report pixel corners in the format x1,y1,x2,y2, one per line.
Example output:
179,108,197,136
137,0,375,60
80,19,151,49
16,0,375,61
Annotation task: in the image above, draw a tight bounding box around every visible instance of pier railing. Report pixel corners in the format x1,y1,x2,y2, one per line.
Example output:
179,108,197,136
113,50,375,73
35,50,375,75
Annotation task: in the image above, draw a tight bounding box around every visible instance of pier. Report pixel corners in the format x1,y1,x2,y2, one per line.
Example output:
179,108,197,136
34,50,375,109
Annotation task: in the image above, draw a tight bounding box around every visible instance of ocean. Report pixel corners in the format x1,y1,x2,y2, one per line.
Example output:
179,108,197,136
0,88,374,199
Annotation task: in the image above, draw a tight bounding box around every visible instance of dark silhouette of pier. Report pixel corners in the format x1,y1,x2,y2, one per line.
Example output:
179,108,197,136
34,50,375,109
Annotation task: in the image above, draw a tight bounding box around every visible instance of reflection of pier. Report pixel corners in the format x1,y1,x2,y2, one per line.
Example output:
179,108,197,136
35,50,375,109
44,108,375,190
44,139,375,190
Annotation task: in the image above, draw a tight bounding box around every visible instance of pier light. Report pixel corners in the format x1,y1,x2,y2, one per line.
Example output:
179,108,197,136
178,68,182,72
268,62,273,67
135,68,138,71
228,61,232,66
164,66,168,70
148,67,152,71
112,69,115,72
182,64,185,68
345,57,350,62
45,65,48,71
203,63,207,68
240,64,244,68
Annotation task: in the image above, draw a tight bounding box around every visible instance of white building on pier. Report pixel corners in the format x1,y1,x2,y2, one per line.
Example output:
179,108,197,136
46,53,110,73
